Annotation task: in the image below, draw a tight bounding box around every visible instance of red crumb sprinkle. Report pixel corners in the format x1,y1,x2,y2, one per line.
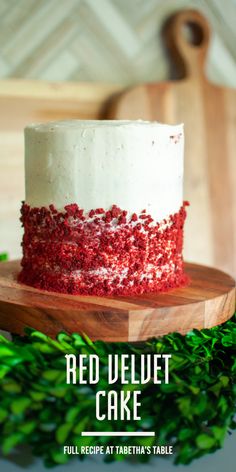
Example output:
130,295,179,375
65,204,79,216
131,213,138,222
18,202,189,296
170,133,182,144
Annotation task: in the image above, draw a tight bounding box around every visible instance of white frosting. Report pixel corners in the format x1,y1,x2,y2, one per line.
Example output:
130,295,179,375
24,120,184,221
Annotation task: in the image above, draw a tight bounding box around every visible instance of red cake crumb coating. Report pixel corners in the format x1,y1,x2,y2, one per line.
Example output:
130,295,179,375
18,202,189,296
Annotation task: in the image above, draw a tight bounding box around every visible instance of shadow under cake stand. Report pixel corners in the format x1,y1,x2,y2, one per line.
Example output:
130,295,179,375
0,260,235,342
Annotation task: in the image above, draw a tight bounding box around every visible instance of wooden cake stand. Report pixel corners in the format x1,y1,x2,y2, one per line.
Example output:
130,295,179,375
0,260,235,342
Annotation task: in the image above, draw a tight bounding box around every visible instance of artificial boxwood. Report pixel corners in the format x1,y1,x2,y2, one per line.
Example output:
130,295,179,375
0,253,7,262
0,314,236,468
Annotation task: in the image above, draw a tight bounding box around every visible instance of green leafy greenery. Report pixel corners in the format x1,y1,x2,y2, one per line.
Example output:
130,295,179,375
0,253,8,262
0,315,236,467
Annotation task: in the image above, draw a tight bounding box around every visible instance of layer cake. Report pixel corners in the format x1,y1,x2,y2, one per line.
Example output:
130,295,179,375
19,120,189,295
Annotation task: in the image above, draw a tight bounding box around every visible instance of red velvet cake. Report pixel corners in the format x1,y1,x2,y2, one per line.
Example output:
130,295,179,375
19,120,189,296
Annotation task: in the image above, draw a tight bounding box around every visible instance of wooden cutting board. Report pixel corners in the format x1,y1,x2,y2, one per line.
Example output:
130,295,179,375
0,260,235,342
106,9,236,280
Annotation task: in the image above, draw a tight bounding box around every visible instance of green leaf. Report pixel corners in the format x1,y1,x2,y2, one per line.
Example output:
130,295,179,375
2,432,24,454
65,406,80,423
32,342,57,354
49,386,68,398
136,435,155,447
71,333,86,346
11,397,31,415
0,253,8,262
219,376,229,387
42,369,61,381
0,365,11,379
50,448,70,464
30,331,49,342
73,435,93,448
177,396,192,418
196,434,216,449
18,420,37,435
3,381,22,393
0,346,18,357
56,423,72,444
178,428,192,441
29,390,46,401
73,416,89,434
222,335,234,347
211,425,227,444
0,407,8,422
189,385,200,395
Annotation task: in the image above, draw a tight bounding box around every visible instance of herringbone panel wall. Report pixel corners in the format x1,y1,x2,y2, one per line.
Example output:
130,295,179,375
0,0,236,86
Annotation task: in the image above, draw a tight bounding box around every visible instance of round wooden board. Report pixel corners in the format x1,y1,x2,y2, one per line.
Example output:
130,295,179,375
0,260,235,342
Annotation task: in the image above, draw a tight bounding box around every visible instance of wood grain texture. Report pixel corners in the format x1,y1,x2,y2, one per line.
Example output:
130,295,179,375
0,260,234,342
0,79,123,130
106,9,236,279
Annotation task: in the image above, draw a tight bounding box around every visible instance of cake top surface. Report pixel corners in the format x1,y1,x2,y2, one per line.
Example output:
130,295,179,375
24,119,184,221
25,119,183,132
